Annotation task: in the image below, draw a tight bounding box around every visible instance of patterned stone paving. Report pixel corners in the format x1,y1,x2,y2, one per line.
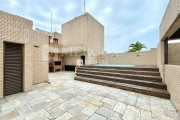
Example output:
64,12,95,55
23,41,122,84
0,71,179,120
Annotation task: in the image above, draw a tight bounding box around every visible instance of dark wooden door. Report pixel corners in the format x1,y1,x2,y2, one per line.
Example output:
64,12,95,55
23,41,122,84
164,38,168,64
4,42,23,96
81,56,85,65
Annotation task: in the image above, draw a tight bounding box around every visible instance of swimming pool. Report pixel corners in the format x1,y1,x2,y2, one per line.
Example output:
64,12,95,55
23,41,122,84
95,64,134,67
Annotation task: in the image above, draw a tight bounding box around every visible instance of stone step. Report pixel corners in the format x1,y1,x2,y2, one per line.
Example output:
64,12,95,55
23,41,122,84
80,65,159,72
77,67,160,76
74,76,170,99
76,73,166,89
77,70,161,81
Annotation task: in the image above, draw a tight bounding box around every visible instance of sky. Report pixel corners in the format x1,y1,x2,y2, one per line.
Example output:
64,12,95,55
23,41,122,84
0,0,169,53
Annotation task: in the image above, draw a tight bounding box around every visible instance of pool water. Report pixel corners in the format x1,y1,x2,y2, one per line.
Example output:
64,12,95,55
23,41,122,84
95,64,134,67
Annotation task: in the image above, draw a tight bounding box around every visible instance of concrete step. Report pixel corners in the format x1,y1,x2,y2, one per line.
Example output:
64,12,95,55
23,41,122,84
77,70,161,81
80,65,159,72
77,67,160,76
76,73,166,89
74,76,170,99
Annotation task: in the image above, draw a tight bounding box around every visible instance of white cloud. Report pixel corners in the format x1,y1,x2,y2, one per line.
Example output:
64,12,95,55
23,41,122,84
86,0,97,13
65,2,76,12
9,0,19,8
104,6,112,14
133,24,155,37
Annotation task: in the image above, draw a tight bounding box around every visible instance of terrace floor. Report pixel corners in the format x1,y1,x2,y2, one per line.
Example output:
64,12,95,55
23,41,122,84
0,72,179,120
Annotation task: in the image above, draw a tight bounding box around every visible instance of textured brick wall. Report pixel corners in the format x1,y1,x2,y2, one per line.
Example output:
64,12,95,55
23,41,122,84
97,49,157,66
157,41,165,82
165,65,180,111
160,0,180,40
0,10,33,97
32,31,48,84
168,42,180,65
158,0,180,112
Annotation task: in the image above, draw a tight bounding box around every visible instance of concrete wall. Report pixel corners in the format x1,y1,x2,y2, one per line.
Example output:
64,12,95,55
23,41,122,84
168,42,180,65
32,31,48,84
63,52,87,66
60,44,88,54
61,13,104,65
0,10,33,97
54,32,62,45
62,14,88,46
87,14,104,65
87,13,104,55
34,28,52,36
35,28,62,45
97,48,157,66
160,0,180,40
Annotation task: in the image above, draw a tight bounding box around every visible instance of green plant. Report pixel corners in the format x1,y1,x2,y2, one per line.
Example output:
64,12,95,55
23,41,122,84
128,41,147,52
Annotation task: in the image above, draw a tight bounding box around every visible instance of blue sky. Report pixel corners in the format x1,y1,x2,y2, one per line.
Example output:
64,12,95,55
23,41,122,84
0,0,169,53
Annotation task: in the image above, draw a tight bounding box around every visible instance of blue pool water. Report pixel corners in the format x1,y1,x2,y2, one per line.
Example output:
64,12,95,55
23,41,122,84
95,64,134,67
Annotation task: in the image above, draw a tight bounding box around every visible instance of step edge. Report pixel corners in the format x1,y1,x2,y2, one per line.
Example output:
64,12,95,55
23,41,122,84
77,70,161,78
74,76,170,96
76,73,163,84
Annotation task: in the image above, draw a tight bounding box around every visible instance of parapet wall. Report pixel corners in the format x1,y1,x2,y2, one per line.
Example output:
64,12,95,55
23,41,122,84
97,49,157,66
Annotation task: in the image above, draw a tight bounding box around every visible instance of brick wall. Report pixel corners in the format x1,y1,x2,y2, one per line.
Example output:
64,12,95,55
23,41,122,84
165,65,180,111
168,42,180,65
158,0,180,111
32,31,48,84
157,41,165,82
0,10,33,97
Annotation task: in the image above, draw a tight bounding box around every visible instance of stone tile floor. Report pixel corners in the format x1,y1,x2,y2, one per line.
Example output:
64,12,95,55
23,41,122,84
0,72,180,120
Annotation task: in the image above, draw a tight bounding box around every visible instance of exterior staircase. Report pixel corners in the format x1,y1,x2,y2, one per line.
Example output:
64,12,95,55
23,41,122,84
74,65,170,98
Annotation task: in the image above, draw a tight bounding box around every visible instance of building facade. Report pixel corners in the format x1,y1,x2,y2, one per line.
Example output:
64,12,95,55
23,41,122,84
157,0,180,112
61,13,104,67
0,11,104,98
0,10,54,98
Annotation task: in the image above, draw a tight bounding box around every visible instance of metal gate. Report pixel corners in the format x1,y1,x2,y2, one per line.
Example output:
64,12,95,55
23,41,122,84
4,42,23,96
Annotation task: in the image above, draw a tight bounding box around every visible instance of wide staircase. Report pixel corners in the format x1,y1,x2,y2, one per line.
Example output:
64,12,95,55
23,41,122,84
74,65,170,98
